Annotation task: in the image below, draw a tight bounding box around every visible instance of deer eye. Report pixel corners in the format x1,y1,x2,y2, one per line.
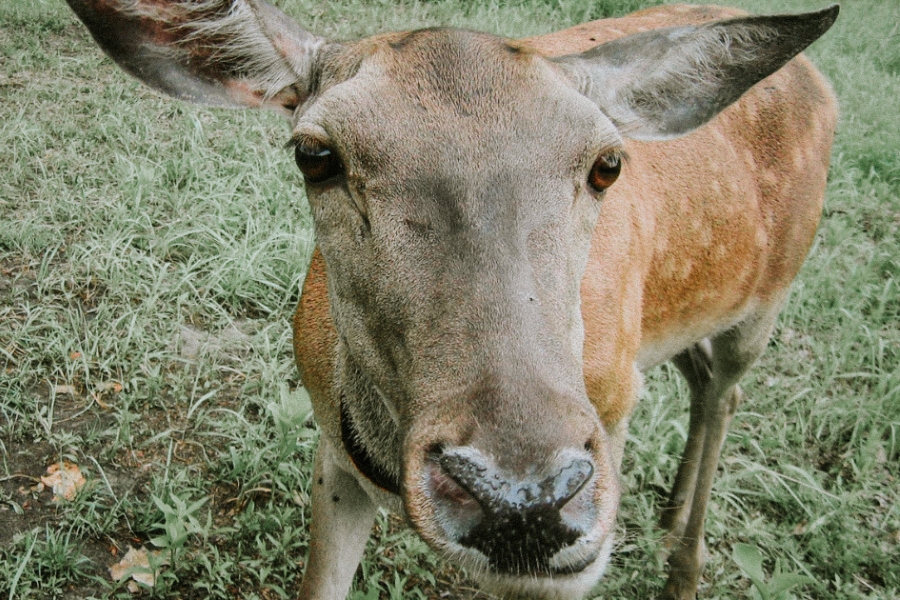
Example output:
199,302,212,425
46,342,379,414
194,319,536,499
587,152,621,193
295,141,343,184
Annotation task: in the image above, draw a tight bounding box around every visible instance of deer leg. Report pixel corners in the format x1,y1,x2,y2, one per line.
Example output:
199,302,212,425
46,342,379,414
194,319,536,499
660,340,714,541
661,382,743,600
661,309,779,600
298,438,376,600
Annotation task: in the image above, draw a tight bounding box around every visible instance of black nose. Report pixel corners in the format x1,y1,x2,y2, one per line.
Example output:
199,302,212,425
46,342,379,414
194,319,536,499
434,449,594,575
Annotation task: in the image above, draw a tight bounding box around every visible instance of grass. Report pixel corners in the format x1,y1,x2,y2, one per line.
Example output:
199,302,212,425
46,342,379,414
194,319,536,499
0,0,898,598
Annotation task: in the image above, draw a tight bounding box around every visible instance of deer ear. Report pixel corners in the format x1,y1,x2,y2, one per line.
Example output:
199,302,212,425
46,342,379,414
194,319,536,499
66,0,330,116
554,5,838,141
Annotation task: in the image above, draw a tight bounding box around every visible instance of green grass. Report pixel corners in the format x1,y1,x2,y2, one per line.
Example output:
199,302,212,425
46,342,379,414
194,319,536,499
1,0,898,598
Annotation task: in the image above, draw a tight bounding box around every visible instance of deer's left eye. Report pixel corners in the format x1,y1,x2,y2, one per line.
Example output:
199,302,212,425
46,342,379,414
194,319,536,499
587,152,621,193
295,142,343,184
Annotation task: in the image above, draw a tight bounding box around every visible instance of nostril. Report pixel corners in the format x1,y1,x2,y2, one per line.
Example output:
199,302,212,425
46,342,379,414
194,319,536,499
549,458,594,508
438,450,495,507
426,452,483,542
430,462,477,507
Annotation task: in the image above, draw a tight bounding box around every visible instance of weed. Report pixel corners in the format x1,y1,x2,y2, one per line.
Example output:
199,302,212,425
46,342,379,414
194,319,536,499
733,543,815,600
149,492,211,562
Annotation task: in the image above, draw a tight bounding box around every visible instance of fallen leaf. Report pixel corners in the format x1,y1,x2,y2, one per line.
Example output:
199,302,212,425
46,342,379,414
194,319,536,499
40,461,86,502
109,546,169,589
54,384,77,395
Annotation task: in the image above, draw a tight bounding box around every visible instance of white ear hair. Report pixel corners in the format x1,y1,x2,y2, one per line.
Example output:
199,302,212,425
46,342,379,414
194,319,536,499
67,0,330,115
554,5,838,141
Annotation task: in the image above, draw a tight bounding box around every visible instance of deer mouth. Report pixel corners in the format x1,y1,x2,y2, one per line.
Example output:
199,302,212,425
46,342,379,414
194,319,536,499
548,546,602,575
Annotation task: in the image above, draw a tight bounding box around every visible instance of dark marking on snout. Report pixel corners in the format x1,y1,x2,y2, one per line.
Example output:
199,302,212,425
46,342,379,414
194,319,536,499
437,450,593,574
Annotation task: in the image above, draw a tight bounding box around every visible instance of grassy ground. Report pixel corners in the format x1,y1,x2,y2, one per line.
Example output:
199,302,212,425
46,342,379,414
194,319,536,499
1,0,897,598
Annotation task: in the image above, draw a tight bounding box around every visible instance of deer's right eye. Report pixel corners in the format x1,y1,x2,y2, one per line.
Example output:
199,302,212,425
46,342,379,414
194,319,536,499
587,151,622,193
295,142,343,184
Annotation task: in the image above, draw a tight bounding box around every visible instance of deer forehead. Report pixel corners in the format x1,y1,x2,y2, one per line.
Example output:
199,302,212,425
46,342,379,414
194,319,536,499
292,28,622,181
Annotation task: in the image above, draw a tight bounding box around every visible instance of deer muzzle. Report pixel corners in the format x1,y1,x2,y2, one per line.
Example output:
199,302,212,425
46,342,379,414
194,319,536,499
424,446,602,576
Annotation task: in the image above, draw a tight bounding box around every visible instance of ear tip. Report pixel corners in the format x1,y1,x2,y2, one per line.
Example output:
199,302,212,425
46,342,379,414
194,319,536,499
787,4,839,41
818,4,840,28
813,4,840,41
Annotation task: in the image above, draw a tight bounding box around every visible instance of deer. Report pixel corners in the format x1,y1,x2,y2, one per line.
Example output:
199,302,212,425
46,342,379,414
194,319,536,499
65,0,839,598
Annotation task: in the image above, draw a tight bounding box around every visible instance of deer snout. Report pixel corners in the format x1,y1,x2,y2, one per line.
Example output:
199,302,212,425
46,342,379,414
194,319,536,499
424,446,600,576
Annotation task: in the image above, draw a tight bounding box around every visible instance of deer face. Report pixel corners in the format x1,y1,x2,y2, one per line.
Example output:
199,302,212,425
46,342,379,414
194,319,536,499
295,31,623,591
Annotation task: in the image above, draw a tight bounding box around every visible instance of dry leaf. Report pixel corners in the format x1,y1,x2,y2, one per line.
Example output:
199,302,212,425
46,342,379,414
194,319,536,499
54,384,77,395
109,546,168,590
40,461,86,502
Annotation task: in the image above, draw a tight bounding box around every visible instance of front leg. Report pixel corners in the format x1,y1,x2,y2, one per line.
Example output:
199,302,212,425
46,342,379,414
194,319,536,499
661,308,780,600
299,438,377,600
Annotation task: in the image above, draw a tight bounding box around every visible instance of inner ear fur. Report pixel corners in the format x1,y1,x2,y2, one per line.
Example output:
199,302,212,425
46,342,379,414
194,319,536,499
66,0,330,114
555,5,839,141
